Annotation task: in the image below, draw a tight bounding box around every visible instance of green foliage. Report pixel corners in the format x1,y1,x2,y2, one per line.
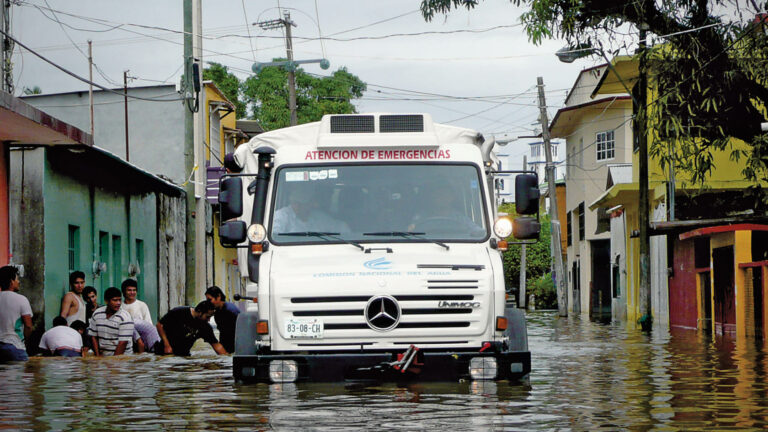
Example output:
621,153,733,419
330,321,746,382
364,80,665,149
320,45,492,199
242,60,366,131
499,203,552,296
203,63,246,119
529,273,557,309
422,0,768,203
22,86,42,95
203,60,366,132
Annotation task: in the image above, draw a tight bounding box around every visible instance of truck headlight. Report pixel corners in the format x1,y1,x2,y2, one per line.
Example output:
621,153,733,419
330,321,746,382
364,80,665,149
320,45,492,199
469,357,497,380
493,217,513,238
269,360,298,383
247,223,267,243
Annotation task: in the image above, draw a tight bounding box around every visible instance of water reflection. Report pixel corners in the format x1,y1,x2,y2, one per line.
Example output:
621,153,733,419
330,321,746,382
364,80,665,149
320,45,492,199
0,312,766,430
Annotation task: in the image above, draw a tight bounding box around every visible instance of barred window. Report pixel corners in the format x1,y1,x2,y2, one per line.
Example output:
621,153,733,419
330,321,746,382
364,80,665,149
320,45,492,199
596,130,615,161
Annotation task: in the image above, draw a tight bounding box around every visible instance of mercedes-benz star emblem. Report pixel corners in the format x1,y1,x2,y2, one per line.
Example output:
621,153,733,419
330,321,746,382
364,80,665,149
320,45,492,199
365,295,400,331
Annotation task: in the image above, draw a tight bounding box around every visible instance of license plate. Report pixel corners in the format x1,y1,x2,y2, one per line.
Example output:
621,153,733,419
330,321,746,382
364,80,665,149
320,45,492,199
284,318,324,339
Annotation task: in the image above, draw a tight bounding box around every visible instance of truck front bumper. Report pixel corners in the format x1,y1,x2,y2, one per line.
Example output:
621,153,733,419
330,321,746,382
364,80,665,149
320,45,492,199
233,350,530,383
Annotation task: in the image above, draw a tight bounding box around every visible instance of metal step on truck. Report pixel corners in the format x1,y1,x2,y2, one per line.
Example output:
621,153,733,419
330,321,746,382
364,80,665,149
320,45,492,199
217,113,541,383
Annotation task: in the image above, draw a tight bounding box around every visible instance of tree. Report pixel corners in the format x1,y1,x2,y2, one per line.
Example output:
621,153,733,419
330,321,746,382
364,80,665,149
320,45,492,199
498,203,552,303
422,1,768,201
203,63,246,119
22,86,42,95
242,60,366,131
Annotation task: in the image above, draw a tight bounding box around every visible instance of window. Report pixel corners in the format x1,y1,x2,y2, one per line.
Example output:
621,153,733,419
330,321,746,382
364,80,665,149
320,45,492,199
112,235,122,287
531,145,540,157
632,83,641,152
552,144,557,157
596,131,615,161
209,107,222,167
270,164,488,243
566,211,572,246
578,202,585,241
68,225,80,274
136,239,145,296
99,231,109,292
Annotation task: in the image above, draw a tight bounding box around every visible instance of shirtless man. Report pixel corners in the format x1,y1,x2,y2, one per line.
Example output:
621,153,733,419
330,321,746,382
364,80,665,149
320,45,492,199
60,271,86,325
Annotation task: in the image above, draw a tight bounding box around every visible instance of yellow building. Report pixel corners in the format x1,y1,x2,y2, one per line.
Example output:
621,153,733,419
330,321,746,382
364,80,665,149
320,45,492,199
202,82,262,301
590,56,768,340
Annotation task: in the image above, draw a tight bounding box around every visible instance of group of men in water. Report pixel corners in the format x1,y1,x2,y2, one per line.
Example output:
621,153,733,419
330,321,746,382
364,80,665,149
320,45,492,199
0,266,240,362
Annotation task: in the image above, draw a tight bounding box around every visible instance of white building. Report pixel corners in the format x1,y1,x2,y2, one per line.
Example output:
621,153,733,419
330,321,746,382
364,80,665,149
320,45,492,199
549,65,633,318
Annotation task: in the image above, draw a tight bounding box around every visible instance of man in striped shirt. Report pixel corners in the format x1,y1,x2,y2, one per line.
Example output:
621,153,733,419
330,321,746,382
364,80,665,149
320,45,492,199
88,287,134,356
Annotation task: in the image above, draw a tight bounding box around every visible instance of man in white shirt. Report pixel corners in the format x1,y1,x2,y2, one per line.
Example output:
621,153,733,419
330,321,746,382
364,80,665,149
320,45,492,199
39,316,86,357
120,279,152,324
0,266,33,362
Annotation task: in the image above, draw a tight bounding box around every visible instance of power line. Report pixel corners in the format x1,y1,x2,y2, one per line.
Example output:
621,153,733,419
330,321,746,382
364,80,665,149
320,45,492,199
0,27,182,102
240,0,256,61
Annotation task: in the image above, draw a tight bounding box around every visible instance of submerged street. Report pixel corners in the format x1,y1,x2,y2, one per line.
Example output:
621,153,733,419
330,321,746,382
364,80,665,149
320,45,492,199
1,311,766,431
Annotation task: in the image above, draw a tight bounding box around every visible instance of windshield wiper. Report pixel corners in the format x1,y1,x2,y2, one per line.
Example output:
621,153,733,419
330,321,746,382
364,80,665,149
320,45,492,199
362,231,449,251
279,231,364,252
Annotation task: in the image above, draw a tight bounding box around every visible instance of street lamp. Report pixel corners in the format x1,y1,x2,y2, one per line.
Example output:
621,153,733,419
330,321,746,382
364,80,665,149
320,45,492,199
252,58,330,74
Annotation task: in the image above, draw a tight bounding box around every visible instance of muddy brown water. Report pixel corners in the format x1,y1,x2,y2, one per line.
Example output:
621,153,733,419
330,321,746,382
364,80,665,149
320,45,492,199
1,311,766,431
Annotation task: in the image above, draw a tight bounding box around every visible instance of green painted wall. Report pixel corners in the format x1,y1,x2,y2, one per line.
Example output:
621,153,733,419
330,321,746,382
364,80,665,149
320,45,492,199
42,150,159,328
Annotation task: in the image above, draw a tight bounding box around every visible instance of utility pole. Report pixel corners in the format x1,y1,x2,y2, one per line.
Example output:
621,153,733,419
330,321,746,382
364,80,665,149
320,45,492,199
637,23,652,331
537,76,568,317
88,40,94,137
183,0,197,305
123,70,129,161
519,156,527,309
256,11,298,126
283,11,297,126
193,0,206,295
1,0,13,93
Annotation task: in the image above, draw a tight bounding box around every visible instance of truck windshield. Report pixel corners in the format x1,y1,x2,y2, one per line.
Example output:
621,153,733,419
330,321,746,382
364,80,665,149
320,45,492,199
269,163,488,244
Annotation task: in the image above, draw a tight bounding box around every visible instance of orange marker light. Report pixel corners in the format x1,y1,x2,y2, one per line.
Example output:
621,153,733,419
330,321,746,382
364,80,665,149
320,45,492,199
496,316,508,331
251,243,263,254
497,240,508,251
256,320,269,334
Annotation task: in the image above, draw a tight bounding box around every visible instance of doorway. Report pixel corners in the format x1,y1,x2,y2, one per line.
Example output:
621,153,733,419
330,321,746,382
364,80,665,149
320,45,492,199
712,246,736,336
590,240,611,319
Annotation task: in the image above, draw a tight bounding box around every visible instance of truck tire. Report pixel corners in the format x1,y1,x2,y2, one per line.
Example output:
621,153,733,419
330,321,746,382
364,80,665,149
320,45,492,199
504,307,528,352
234,311,260,356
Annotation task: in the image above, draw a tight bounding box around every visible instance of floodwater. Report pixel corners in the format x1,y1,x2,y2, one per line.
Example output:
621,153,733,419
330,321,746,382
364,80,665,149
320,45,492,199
1,311,767,431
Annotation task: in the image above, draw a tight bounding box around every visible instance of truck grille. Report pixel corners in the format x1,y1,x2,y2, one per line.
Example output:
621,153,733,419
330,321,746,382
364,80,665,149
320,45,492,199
287,294,477,330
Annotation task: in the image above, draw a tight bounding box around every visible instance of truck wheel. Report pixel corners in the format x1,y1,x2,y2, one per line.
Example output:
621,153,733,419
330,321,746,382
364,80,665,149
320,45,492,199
504,307,528,352
234,311,261,356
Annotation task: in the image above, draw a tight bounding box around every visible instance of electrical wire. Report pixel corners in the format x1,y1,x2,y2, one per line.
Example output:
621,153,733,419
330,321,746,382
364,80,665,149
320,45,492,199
0,27,182,102
313,0,326,59
240,0,256,61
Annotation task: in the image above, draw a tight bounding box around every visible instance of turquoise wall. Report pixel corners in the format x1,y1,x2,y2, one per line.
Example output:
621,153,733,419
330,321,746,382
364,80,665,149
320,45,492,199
42,151,159,328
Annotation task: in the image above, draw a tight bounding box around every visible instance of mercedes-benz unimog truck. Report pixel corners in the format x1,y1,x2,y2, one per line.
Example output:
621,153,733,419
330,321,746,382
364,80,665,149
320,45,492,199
217,113,540,383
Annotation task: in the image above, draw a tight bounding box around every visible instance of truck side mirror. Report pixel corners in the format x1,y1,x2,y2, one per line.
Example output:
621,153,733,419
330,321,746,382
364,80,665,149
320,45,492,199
219,177,243,221
513,217,540,240
220,221,247,246
515,174,539,215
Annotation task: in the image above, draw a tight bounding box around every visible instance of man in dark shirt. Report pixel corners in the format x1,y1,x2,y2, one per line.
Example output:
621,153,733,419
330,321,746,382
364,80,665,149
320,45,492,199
155,301,226,356
204,286,240,353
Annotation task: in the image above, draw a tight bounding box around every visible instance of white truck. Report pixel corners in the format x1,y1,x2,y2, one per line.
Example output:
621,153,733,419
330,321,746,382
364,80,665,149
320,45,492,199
217,113,539,383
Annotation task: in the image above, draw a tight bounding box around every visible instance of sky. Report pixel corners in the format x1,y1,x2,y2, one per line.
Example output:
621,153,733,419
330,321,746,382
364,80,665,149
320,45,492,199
9,0,604,164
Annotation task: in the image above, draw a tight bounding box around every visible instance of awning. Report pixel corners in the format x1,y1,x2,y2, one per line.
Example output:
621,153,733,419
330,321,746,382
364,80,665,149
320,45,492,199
0,90,92,146
592,56,640,97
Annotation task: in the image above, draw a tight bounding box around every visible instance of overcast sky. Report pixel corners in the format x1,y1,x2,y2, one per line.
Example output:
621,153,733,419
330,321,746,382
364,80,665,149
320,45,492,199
11,0,603,162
